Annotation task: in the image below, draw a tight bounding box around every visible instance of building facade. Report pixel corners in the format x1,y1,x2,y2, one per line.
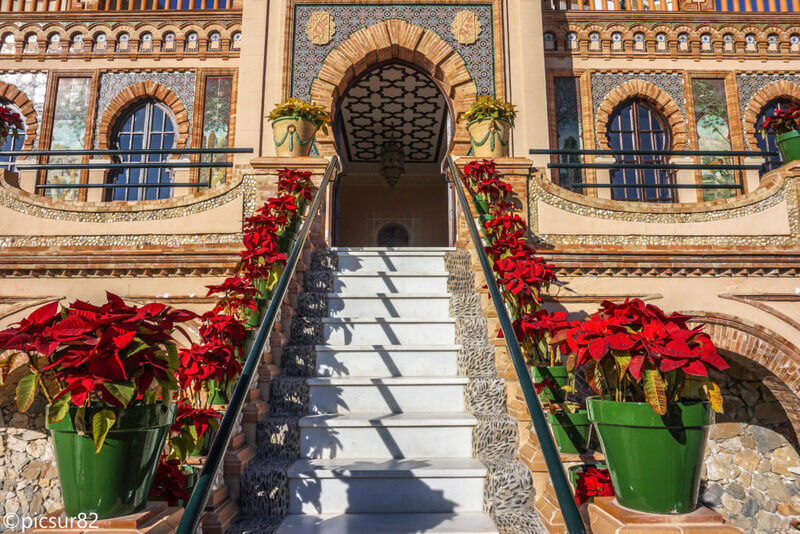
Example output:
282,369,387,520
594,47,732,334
0,0,799,532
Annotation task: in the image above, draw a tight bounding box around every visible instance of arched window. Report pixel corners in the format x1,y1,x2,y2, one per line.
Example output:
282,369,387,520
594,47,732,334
108,99,176,201
606,99,674,202
0,99,25,172
377,223,410,247
755,98,797,175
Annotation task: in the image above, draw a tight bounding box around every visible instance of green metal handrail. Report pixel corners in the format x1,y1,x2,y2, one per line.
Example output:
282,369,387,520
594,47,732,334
176,155,340,534
444,155,587,534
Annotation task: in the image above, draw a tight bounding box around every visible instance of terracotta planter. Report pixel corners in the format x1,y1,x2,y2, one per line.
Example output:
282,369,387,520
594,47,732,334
272,117,318,157
467,118,511,158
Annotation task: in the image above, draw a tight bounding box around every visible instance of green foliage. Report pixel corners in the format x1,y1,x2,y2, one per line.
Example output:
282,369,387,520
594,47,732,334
269,97,331,134
91,409,116,454
461,96,517,126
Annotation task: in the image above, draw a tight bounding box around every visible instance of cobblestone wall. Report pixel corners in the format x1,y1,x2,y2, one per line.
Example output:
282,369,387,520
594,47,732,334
0,389,61,532
701,355,800,533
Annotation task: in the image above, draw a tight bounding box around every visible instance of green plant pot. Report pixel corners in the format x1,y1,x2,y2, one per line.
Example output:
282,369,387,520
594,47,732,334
548,409,591,454
177,465,202,508
46,402,177,519
776,130,800,164
207,379,230,405
587,397,713,514
531,365,568,403
242,304,262,329
278,218,300,252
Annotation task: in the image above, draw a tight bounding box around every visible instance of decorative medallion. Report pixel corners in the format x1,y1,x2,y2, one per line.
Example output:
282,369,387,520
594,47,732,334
306,11,336,45
451,10,482,45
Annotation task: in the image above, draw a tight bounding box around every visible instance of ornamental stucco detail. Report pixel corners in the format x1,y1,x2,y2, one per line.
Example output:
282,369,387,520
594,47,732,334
94,71,197,148
291,4,496,98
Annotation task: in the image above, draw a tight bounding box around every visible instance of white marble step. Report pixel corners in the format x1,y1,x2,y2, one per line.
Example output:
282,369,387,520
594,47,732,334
327,293,451,319
287,458,487,514
299,413,476,459
276,512,499,533
334,250,450,274
307,376,468,414
314,345,460,377
333,273,449,294
322,318,456,345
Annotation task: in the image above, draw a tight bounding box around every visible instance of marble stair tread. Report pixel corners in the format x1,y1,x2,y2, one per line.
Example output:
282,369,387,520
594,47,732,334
327,292,452,298
332,248,456,252
276,512,499,533
287,458,488,479
315,344,462,351
321,317,456,324
299,412,478,427
307,376,469,386
333,272,450,277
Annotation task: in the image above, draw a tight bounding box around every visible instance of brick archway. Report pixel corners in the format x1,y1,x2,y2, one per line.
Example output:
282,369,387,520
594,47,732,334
97,81,190,150
743,79,800,149
596,80,687,150
308,19,479,156
0,81,38,150
688,311,800,440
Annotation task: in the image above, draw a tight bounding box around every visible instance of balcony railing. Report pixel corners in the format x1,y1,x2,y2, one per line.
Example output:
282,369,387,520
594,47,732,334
2,147,252,202
0,0,236,12
530,148,777,203
545,0,796,12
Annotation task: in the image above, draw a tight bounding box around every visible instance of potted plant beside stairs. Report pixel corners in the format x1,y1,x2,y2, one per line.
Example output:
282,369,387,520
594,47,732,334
566,298,729,514
761,104,800,165
0,293,195,519
269,97,331,157
461,95,517,158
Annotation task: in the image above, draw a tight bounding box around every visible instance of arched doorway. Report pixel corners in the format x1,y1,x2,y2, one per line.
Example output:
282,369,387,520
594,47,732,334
331,61,453,247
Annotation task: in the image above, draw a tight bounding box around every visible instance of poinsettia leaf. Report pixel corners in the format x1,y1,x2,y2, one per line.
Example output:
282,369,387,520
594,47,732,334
166,343,179,370
92,409,116,453
702,380,724,413
103,381,135,407
48,393,71,424
613,351,631,381
585,361,601,394
643,366,667,415
16,372,37,412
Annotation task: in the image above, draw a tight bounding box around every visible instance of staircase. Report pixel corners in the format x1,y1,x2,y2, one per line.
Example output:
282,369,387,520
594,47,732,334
230,247,545,534
277,247,497,533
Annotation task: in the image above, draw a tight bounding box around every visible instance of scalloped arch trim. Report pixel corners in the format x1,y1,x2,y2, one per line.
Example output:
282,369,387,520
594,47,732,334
743,79,800,149
0,80,38,150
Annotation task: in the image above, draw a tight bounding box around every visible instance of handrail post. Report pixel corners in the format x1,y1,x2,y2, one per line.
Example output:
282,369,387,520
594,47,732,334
444,156,586,534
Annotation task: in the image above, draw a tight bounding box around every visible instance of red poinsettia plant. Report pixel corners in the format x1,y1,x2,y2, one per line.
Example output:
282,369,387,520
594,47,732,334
513,309,578,366
0,105,23,145
760,105,800,136
462,159,496,190
574,466,615,506
149,456,191,506
565,298,728,415
277,168,316,203
0,293,195,451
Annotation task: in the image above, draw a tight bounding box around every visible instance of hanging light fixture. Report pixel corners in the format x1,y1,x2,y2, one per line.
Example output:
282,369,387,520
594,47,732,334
379,135,405,189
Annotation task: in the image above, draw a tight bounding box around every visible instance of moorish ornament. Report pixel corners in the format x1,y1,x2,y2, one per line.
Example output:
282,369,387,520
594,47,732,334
451,10,482,45
306,11,336,45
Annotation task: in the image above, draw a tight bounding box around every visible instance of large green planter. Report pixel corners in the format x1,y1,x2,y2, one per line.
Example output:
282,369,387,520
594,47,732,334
548,409,591,454
46,402,177,519
587,398,713,514
777,130,800,164
531,365,568,403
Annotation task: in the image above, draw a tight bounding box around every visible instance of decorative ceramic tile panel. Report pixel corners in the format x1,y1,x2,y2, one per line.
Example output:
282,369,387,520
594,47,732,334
291,3,495,99
94,71,197,147
0,72,47,147
736,73,800,141
591,72,687,146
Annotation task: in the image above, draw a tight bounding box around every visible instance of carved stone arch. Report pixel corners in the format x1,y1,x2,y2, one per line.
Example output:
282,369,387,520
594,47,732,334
595,79,687,150
97,81,190,150
743,79,800,148
308,19,479,156
687,311,800,441
0,81,38,150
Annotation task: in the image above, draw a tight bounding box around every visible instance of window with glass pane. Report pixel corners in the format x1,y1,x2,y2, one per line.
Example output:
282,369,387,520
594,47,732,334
755,98,797,175
553,77,583,192
0,99,24,172
108,100,176,201
606,99,674,202
200,76,232,187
